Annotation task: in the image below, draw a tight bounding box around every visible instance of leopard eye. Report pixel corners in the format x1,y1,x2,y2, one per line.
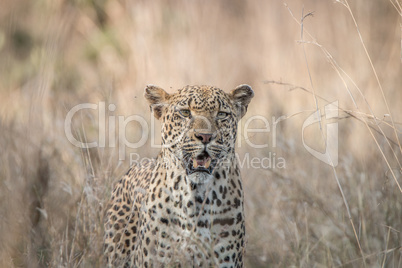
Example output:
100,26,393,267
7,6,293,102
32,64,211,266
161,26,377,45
217,111,229,119
179,109,191,118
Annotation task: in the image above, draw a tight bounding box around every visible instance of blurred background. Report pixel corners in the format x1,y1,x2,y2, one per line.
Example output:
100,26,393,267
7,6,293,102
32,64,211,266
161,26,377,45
0,0,401,267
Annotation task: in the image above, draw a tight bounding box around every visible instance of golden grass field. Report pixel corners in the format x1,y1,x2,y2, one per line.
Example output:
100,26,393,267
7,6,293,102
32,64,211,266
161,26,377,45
0,0,401,267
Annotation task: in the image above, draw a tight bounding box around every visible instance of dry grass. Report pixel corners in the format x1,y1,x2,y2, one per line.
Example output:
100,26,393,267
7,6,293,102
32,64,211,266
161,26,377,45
0,0,401,267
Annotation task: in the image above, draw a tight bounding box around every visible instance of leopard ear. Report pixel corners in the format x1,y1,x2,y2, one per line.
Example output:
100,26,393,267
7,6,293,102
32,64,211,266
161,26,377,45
229,84,254,119
144,85,169,119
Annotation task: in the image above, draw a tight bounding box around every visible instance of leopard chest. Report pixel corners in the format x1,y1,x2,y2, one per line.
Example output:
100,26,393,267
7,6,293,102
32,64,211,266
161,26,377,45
138,168,244,262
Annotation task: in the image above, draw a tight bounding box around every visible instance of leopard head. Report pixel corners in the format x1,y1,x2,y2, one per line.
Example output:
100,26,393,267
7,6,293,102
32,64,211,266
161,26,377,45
144,85,254,183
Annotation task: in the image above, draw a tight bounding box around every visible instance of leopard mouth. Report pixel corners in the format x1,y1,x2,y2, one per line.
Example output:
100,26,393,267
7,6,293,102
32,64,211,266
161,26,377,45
186,151,217,175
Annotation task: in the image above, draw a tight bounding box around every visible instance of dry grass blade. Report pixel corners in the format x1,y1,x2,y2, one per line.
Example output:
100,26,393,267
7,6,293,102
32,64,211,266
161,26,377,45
285,1,402,193
342,0,402,157
286,4,368,266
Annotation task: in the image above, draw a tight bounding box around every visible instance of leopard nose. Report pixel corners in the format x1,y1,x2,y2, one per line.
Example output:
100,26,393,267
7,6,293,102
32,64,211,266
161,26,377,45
194,133,213,144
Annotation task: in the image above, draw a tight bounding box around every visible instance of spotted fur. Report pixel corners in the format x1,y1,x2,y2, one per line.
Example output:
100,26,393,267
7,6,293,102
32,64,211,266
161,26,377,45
104,85,254,267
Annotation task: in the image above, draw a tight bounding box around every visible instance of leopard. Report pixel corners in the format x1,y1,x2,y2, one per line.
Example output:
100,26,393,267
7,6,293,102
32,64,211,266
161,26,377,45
104,84,254,267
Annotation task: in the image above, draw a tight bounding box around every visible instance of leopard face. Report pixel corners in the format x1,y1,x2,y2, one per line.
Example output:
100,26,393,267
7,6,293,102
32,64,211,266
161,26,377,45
145,85,253,184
